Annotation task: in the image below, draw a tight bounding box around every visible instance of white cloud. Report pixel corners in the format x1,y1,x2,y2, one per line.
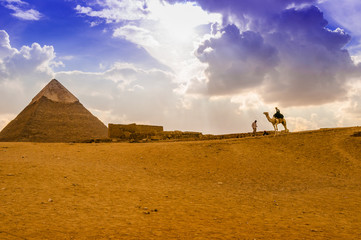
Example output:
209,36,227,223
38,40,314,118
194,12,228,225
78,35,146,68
351,55,361,65
0,30,17,59
12,8,42,20
113,25,160,47
1,0,42,20
75,0,148,22
3,42,55,79
90,21,102,27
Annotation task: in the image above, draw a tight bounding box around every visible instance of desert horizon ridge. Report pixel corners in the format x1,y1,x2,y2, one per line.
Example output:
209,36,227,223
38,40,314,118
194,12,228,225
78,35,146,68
1,126,361,239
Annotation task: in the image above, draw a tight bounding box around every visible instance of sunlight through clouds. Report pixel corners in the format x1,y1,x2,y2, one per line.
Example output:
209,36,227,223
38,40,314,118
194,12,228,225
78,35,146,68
76,0,222,84
112,0,222,86
146,0,220,43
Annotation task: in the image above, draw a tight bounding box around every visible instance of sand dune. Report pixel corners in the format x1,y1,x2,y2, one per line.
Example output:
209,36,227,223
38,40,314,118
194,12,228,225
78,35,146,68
1,127,361,239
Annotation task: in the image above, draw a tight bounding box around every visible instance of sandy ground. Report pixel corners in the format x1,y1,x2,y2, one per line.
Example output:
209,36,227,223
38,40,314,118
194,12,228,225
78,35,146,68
1,127,361,239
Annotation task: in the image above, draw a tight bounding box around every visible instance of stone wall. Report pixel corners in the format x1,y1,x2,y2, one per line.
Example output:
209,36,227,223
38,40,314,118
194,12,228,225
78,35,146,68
108,123,268,143
108,123,163,138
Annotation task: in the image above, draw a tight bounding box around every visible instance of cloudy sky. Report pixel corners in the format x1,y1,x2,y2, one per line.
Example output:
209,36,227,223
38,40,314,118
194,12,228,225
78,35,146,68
0,0,360,134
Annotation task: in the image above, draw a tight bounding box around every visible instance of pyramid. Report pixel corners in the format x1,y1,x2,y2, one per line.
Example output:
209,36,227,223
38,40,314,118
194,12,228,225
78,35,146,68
0,79,108,142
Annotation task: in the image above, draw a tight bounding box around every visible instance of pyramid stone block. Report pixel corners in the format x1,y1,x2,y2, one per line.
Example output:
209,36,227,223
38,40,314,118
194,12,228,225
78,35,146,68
0,79,108,142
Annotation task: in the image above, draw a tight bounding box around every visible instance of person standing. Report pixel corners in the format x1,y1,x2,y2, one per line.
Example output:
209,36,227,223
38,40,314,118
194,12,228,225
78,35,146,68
252,120,257,136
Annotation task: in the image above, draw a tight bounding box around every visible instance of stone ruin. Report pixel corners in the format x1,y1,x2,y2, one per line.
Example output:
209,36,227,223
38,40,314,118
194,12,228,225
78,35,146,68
108,123,204,142
108,123,261,142
109,123,163,137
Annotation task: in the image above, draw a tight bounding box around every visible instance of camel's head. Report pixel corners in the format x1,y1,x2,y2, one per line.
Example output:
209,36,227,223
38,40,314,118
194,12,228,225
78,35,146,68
263,112,269,115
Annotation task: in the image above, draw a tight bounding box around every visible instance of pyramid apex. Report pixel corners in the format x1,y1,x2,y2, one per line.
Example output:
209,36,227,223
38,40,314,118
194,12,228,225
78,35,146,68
31,79,79,104
49,78,60,83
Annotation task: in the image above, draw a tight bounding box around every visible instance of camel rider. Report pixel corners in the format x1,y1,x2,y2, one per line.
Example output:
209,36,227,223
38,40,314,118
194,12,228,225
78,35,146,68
273,107,284,119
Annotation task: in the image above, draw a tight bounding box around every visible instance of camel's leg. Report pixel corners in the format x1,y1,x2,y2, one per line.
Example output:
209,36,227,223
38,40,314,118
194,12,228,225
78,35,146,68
273,124,278,136
282,120,289,133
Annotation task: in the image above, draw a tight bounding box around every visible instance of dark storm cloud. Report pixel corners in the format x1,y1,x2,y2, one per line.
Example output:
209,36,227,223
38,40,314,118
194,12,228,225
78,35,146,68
168,1,358,106
194,24,279,95
262,6,354,106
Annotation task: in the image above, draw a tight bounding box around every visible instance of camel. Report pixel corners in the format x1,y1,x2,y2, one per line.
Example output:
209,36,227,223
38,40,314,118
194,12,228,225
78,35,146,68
263,112,289,135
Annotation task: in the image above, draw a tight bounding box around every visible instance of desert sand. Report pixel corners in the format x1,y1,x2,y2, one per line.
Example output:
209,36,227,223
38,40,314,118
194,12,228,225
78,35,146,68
1,127,361,239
